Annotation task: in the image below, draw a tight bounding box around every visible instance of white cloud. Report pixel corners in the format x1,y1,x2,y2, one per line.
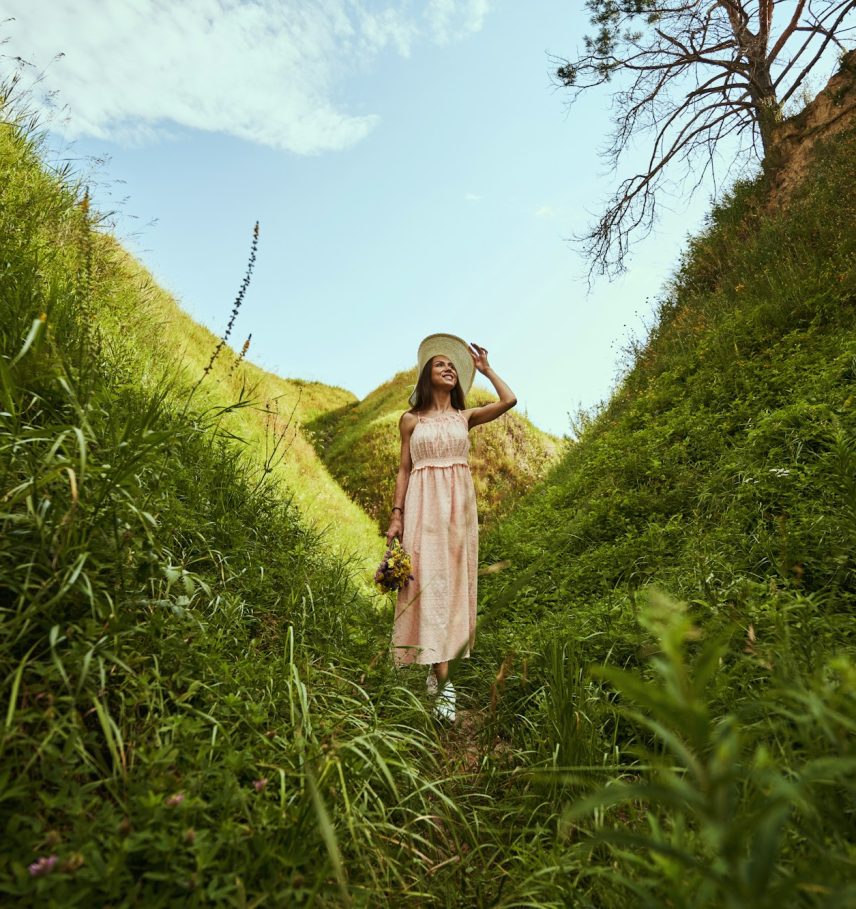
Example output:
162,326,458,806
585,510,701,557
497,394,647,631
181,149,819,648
465,192,482,202
425,0,490,43
357,6,417,58
2,0,490,154
535,205,556,218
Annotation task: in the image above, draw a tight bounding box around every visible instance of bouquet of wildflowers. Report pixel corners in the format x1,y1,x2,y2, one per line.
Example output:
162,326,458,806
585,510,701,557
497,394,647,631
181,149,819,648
375,537,414,594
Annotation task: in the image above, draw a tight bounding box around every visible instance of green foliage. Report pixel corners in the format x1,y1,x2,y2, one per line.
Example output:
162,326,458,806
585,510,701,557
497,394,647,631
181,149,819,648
565,593,856,908
0,94,447,904
464,124,856,904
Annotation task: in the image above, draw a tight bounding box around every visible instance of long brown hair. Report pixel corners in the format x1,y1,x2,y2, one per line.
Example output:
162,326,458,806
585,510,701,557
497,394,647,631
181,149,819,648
409,357,467,413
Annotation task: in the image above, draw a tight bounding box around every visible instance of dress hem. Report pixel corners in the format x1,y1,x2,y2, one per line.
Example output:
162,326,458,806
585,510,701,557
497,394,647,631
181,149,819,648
391,647,472,667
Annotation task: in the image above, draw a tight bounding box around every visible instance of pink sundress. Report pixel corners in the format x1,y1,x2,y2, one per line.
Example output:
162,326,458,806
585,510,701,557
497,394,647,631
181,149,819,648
391,409,478,666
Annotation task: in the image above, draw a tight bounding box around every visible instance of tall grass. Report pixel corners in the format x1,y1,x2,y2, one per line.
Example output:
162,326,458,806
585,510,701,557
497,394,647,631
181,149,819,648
556,594,855,908
0,88,458,904
0,86,596,907
465,116,856,904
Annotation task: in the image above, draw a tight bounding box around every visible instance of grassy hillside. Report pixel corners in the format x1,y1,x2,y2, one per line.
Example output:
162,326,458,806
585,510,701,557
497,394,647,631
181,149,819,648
459,114,856,902
0,131,383,583
99,241,387,582
476,121,856,644
108,238,390,579
2,60,856,908
306,369,564,530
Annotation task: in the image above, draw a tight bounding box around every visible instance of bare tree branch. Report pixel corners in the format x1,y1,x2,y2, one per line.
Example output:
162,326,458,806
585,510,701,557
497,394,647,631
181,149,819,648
554,0,856,277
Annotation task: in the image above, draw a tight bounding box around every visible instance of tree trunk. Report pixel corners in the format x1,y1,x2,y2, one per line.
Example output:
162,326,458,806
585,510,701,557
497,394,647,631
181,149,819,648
748,58,780,162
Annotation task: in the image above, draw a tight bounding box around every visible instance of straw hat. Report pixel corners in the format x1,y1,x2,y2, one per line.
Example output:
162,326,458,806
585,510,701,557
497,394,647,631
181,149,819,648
408,333,475,407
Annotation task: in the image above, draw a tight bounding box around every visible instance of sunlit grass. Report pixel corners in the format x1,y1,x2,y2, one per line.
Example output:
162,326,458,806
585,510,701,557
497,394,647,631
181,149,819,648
60,239,381,604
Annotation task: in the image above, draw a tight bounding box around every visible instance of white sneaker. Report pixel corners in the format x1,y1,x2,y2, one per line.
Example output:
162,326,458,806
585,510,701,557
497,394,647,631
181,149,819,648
426,671,438,696
433,681,456,723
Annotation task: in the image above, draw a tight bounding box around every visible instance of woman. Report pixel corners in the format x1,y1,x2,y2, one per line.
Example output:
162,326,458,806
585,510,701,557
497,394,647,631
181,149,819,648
386,333,517,721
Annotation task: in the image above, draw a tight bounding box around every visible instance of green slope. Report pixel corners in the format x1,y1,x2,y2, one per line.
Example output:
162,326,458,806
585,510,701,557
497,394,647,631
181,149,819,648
306,369,565,530
445,103,856,906
471,119,856,714
480,119,856,614
0,91,432,903
96,238,384,581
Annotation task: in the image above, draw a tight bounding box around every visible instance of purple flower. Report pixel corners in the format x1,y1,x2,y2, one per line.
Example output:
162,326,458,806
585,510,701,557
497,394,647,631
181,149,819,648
165,792,185,807
28,855,58,877
253,777,269,792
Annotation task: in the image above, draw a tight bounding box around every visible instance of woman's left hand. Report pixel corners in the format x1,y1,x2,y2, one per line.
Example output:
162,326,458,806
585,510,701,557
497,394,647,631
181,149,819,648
469,342,490,374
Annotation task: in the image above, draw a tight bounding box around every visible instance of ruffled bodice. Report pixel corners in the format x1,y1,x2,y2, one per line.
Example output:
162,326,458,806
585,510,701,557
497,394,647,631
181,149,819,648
410,411,470,471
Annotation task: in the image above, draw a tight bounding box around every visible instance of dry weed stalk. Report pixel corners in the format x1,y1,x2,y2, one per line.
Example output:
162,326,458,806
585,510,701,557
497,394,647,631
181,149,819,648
201,221,259,380
229,333,252,377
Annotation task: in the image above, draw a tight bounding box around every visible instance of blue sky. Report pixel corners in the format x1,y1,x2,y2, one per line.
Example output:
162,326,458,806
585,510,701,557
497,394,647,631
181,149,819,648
4,0,723,436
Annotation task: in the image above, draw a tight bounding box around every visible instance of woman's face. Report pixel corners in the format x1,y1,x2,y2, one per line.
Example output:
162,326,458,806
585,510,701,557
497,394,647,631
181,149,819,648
430,356,458,392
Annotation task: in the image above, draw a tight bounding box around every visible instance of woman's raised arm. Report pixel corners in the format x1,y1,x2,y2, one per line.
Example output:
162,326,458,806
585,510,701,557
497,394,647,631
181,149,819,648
465,343,517,429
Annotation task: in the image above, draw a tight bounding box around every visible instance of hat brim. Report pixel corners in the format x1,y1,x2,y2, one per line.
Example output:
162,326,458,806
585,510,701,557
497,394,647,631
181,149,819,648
408,333,475,407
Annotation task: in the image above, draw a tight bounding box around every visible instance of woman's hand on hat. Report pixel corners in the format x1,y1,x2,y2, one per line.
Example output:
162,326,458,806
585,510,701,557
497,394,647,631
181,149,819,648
469,342,490,374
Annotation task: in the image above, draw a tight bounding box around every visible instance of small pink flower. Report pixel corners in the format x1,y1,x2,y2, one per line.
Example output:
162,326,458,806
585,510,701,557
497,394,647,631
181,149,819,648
253,778,269,792
28,855,58,877
165,792,185,807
